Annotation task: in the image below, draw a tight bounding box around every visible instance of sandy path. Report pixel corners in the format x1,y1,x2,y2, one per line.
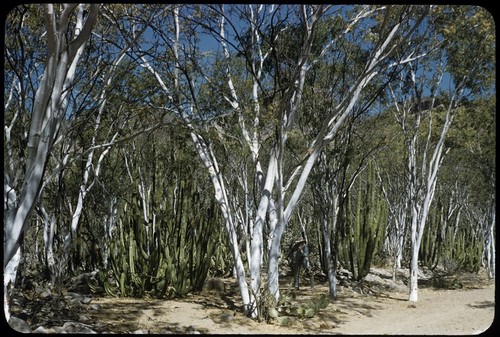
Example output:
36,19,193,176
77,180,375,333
89,282,494,334
327,285,495,335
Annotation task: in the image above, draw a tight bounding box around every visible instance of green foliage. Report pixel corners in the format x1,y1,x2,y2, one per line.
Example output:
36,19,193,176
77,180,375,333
442,96,496,204
277,292,329,319
431,5,495,95
258,284,330,324
90,127,228,298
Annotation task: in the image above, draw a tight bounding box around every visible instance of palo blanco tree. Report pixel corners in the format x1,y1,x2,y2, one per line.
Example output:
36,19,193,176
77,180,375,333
4,4,99,321
122,4,440,316
388,5,494,301
4,3,166,318
266,5,432,300
43,4,158,283
136,6,434,316
134,4,323,316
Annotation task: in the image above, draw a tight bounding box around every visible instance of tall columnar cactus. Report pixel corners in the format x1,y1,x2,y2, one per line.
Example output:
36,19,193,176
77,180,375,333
100,169,224,298
420,203,443,270
443,224,483,273
341,161,388,281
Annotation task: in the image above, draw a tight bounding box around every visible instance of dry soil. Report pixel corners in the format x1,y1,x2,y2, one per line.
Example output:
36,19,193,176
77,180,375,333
85,270,495,335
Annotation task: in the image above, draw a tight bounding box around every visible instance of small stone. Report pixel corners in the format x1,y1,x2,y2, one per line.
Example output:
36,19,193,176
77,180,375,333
93,322,109,331
9,316,32,333
69,298,84,307
33,326,50,333
81,295,93,304
90,303,102,310
37,325,59,334
62,321,97,334
133,329,149,334
65,291,80,299
218,313,234,322
52,326,64,333
78,314,91,322
40,289,52,299
159,329,174,334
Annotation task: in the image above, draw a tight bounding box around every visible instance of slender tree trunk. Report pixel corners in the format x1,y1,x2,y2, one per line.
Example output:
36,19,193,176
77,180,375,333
486,205,495,279
189,131,252,315
267,11,413,299
3,247,21,323
408,241,419,302
3,5,98,264
251,149,277,306
392,215,406,281
103,197,118,269
321,213,337,298
40,197,56,283
267,142,283,299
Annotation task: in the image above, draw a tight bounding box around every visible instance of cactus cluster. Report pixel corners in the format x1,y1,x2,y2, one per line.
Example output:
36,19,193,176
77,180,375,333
442,224,483,273
98,176,224,298
419,202,444,270
339,161,388,281
419,199,483,273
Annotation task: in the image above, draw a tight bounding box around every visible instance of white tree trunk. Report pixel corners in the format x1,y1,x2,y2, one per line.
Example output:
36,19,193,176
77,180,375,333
408,242,419,302
52,13,128,277
395,217,405,270
3,247,21,323
252,149,278,301
3,5,99,308
486,206,495,279
139,6,257,315
377,168,408,277
322,213,337,298
396,61,458,302
40,197,56,283
189,131,252,315
267,6,422,300
140,4,428,315
103,197,118,269
57,130,116,278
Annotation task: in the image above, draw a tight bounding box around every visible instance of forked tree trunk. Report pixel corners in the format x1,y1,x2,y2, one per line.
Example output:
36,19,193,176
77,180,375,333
267,12,422,300
3,4,99,321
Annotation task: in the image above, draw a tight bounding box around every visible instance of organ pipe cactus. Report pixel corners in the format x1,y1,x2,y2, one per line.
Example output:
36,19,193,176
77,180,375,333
443,224,483,273
420,204,443,270
99,172,223,298
342,161,388,281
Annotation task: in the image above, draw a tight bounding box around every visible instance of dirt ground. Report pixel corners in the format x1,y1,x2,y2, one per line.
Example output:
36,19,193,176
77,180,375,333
83,269,495,335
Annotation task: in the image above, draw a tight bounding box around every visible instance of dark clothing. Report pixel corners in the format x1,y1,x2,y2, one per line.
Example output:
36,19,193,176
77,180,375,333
288,240,311,289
